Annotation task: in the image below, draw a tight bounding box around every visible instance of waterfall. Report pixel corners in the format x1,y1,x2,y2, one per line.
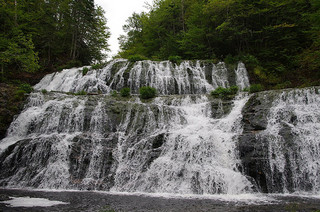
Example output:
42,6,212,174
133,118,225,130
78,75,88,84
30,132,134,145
34,60,248,95
260,87,320,193
1,59,320,196
112,94,253,194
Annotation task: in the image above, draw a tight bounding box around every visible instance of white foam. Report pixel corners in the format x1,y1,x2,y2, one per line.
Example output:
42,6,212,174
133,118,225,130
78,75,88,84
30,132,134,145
1,196,68,207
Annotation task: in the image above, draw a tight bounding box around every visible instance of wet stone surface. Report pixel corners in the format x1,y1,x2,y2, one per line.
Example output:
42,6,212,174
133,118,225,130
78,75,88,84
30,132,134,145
1,189,320,212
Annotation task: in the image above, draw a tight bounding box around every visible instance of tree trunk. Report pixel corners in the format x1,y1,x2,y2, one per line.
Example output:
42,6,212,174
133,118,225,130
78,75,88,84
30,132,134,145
72,32,77,60
14,0,17,25
181,0,185,32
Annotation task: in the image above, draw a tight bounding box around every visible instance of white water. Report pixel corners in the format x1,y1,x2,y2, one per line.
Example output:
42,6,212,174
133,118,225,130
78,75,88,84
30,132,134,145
2,59,320,197
34,60,249,95
260,87,320,193
112,94,253,194
1,196,68,207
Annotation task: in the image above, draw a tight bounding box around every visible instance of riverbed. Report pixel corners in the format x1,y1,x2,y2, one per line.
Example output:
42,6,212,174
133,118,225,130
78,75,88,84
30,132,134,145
1,189,320,211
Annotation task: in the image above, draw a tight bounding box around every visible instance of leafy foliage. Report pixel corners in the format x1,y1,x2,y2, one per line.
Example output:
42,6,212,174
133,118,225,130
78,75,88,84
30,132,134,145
118,0,320,88
168,56,182,64
75,90,87,95
139,86,157,99
82,67,90,75
120,87,131,97
91,63,105,70
249,84,264,93
211,86,238,98
127,54,148,62
0,0,110,81
111,90,118,97
19,83,33,93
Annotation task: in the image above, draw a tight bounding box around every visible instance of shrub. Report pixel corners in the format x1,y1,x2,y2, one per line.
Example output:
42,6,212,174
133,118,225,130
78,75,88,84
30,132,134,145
168,56,182,64
14,89,26,101
211,86,238,98
120,87,130,97
57,60,82,71
111,90,118,97
19,83,33,93
229,86,239,94
273,81,292,90
139,86,157,99
75,90,87,95
82,67,90,75
41,89,48,94
249,84,264,93
127,54,148,62
224,54,238,65
91,63,105,70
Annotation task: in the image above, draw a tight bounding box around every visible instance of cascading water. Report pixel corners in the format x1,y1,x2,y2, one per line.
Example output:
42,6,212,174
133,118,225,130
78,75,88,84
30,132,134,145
1,59,320,197
258,87,320,193
112,95,253,194
34,59,249,95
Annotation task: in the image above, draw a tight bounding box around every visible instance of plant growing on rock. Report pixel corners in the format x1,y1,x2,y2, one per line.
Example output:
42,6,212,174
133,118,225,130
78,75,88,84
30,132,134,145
139,86,157,99
211,86,238,98
120,87,130,97
249,84,264,93
82,67,90,75
75,90,87,95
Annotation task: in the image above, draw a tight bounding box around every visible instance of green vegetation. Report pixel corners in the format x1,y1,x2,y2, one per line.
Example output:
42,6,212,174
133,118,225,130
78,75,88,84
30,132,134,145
41,89,48,94
120,87,131,97
127,54,148,62
139,86,157,99
211,86,238,98
82,67,90,76
111,90,118,97
91,63,105,70
75,90,87,95
0,0,110,82
249,84,264,93
118,0,320,89
168,56,182,64
19,83,33,93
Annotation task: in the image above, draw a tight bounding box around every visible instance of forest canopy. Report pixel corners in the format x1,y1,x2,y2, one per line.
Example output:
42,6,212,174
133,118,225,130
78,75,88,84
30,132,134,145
118,0,320,88
0,0,110,81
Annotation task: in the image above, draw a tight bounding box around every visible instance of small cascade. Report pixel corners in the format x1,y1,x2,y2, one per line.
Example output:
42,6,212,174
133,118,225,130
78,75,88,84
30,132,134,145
34,60,249,95
260,87,320,193
235,62,250,90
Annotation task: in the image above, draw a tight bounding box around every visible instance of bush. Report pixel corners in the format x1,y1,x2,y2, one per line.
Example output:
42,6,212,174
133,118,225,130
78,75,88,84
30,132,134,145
120,87,130,97
75,90,87,95
249,84,264,93
14,89,27,101
139,86,157,99
57,60,82,71
91,63,105,70
82,67,90,75
127,54,148,62
273,81,292,90
224,54,238,65
111,90,118,97
41,89,48,94
211,86,238,98
19,83,33,93
229,86,239,94
168,56,182,64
